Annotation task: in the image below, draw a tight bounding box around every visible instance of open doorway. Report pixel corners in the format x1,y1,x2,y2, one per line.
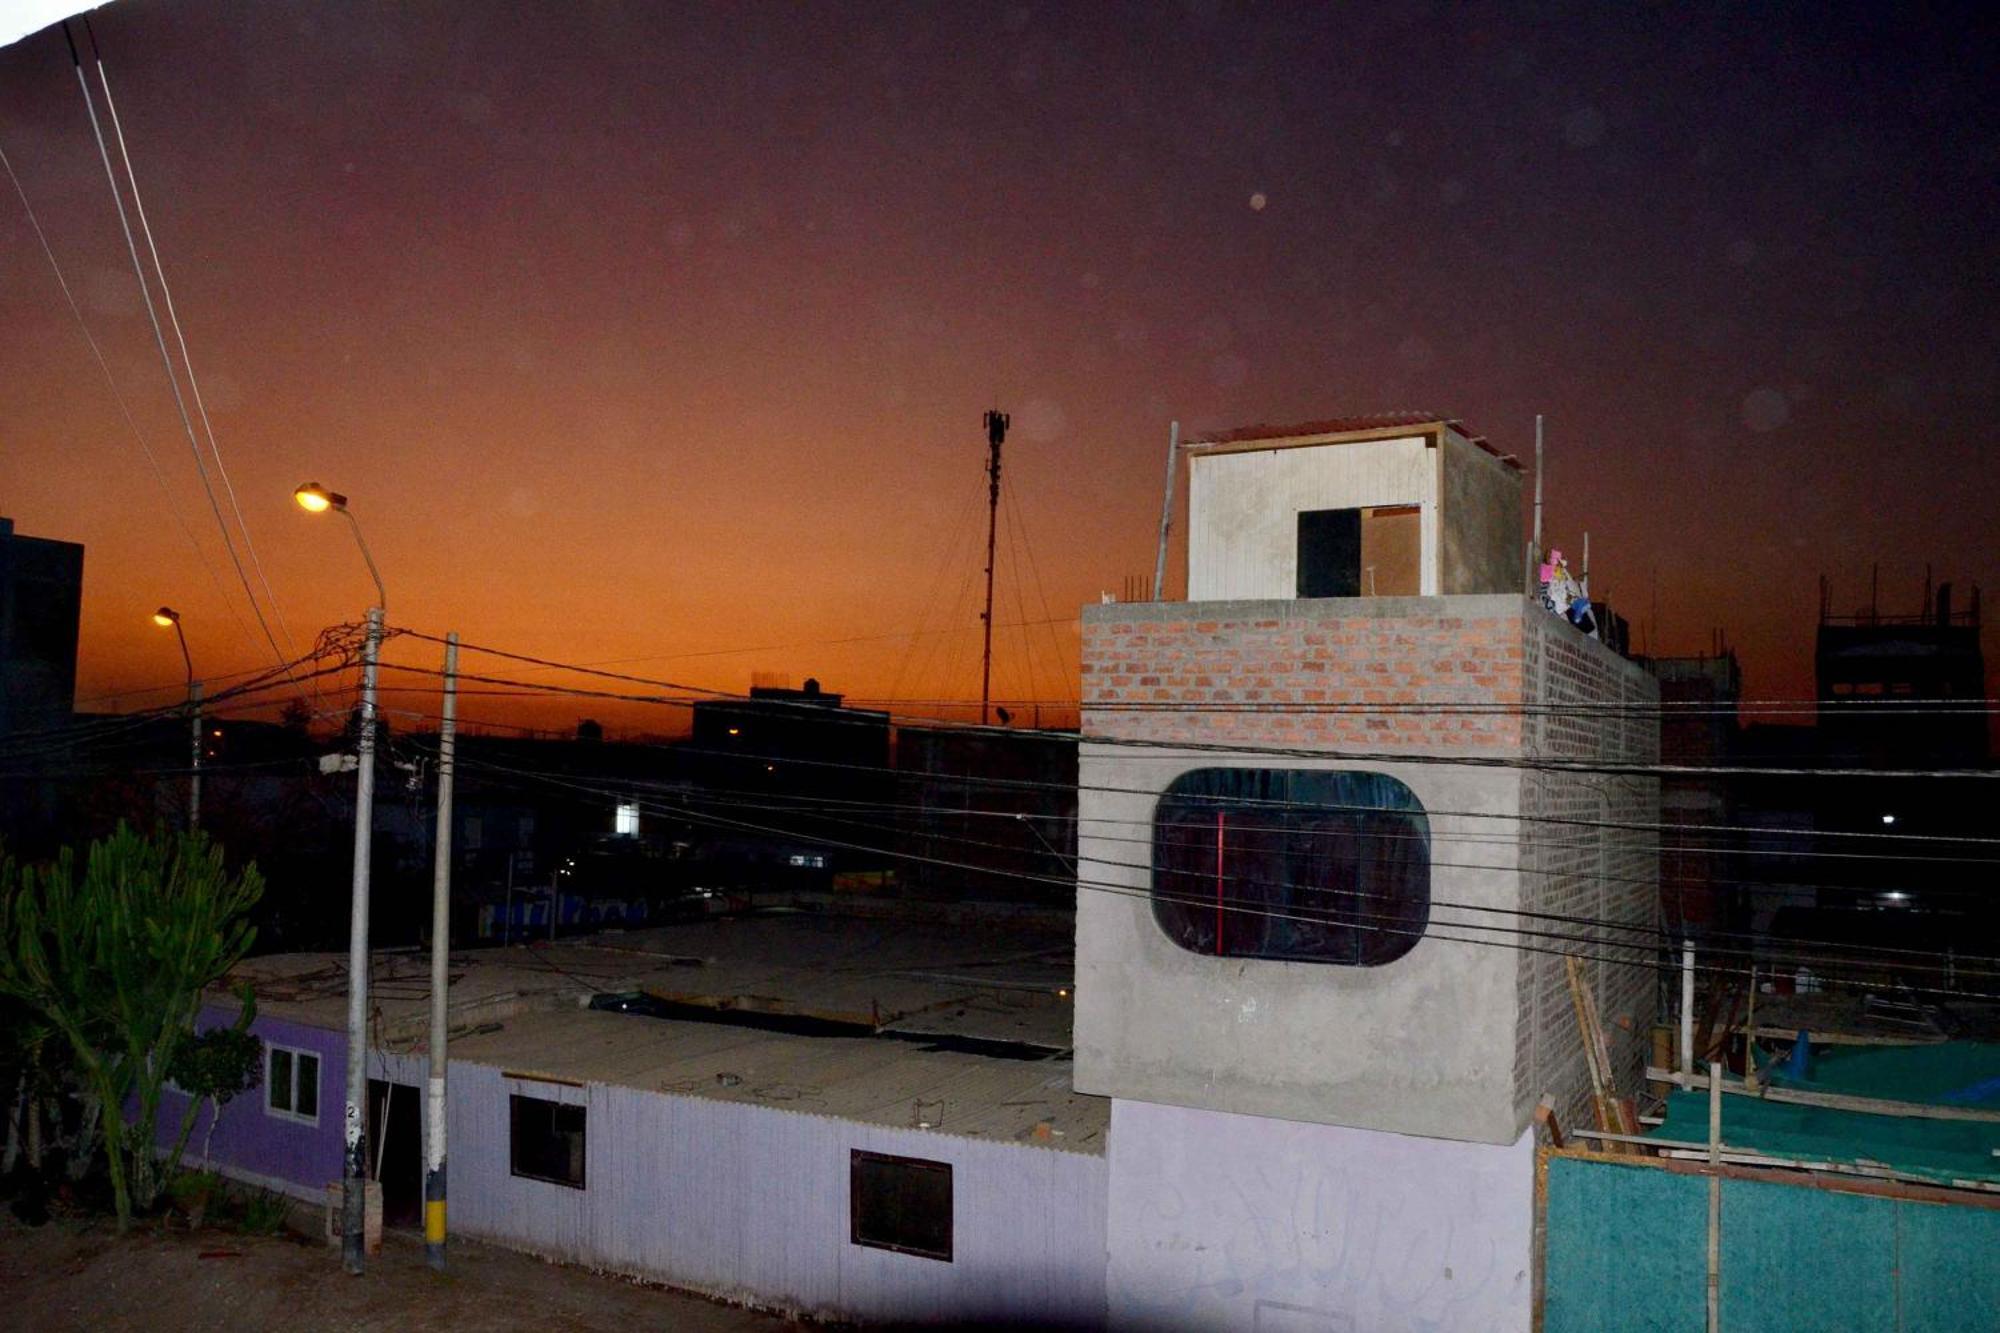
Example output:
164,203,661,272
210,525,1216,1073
1297,505,1421,598
366,1078,422,1230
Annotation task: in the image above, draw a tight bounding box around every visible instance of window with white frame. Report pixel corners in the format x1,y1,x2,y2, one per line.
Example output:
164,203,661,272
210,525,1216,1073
266,1044,320,1124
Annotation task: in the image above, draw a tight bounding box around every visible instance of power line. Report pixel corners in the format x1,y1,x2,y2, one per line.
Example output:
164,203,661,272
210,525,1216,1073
382,628,2000,782
61,21,301,692
87,36,306,684
0,137,263,653
407,746,2000,1006
360,674,2000,862
391,735,2000,978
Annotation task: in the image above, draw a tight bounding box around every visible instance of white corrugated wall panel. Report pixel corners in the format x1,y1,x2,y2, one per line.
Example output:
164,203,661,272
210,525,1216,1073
1189,436,1439,599
448,1061,1107,1325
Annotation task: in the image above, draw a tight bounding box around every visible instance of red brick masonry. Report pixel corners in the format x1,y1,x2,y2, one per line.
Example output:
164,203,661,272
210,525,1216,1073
1081,598,1531,754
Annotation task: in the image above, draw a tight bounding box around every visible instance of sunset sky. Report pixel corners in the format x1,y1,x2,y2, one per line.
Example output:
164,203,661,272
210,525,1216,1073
3,1,1995,738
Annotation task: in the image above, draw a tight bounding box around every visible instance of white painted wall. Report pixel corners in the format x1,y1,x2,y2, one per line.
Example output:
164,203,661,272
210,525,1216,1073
1188,436,1439,600
446,1061,1108,1326
1105,1099,1535,1333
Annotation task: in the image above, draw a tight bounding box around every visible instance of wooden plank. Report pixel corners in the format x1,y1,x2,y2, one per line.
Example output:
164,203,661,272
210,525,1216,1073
1560,1128,2000,1200
1535,1094,1566,1150
1647,1067,2000,1125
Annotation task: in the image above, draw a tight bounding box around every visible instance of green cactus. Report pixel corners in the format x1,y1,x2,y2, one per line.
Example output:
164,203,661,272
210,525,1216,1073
0,825,262,1230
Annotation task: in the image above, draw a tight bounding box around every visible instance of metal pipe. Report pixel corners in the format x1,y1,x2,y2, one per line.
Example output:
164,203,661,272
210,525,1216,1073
341,605,382,1274
425,632,457,1270
1151,419,1179,601
1681,941,1696,1079
341,508,388,611
1707,1059,1723,1333
1531,413,1544,565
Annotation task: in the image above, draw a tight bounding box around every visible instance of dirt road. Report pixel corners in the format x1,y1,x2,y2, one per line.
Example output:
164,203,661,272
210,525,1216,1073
1,1216,801,1332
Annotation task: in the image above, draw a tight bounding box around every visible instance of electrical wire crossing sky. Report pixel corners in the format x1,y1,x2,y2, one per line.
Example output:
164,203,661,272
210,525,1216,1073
1,1,1995,734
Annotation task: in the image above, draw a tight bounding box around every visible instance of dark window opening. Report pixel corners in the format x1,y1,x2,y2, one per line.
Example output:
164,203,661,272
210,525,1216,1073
1152,768,1430,966
510,1093,586,1188
1296,507,1361,597
850,1150,952,1261
1298,506,1421,598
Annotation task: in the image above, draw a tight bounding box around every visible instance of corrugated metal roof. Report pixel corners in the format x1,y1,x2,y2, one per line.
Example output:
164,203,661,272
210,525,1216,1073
1186,412,1521,468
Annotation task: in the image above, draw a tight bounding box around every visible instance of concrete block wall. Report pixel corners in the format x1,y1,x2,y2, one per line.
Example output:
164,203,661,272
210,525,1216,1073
1517,610,1660,1131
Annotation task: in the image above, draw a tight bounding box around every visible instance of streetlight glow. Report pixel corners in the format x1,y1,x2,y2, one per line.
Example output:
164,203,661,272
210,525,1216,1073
293,481,385,610
293,481,347,513
152,606,180,627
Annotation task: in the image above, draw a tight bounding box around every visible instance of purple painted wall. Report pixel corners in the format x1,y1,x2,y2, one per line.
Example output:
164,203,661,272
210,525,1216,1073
156,1004,347,1196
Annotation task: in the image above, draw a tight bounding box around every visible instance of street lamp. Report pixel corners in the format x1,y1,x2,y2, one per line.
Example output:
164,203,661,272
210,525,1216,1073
151,606,201,830
295,483,386,610
296,479,384,1275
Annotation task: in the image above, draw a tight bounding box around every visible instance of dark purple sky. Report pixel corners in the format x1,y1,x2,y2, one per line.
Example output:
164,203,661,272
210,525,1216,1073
2,1,1994,730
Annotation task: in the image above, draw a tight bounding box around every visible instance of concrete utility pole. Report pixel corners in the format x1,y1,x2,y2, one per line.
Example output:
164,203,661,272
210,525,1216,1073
1151,420,1179,601
342,604,383,1274
979,408,1008,726
425,632,458,1270
292,481,387,1275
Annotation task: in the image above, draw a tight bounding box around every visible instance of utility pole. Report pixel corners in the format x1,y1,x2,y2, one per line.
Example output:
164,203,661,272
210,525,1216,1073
188,679,203,830
342,605,383,1275
425,632,457,1270
980,408,1008,726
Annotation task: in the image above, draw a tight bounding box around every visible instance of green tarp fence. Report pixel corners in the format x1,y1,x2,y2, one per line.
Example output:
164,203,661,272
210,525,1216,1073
1544,1155,2000,1333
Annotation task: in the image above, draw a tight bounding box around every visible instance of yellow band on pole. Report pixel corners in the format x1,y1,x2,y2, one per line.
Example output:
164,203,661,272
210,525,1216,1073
425,1199,446,1244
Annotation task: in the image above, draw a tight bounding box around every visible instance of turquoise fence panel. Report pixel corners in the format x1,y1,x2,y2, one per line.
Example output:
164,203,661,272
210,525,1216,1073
1544,1156,1706,1333
1719,1176,1896,1331
1897,1196,2000,1333
1547,1155,2000,1333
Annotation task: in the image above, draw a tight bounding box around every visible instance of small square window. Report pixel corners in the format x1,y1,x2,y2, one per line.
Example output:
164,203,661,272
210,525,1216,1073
850,1150,952,1262
265,1045,320,1125
510,1094,586,1188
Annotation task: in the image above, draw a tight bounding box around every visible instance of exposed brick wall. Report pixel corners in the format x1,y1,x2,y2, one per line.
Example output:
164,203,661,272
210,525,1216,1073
1081,598,1527,753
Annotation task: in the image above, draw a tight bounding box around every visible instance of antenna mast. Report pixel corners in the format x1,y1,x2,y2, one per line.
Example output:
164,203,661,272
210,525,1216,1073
980,408,1009,726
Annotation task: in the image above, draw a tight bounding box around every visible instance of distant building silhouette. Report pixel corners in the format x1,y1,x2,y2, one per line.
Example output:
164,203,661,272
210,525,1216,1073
1817,575,1985,767
0,516,84,739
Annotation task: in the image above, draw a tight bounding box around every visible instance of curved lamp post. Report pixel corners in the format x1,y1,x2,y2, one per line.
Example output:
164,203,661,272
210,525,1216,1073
151,606,201,829
295,480,384,1275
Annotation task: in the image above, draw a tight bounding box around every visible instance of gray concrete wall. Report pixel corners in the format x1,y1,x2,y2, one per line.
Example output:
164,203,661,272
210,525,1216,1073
1074,743,1530,1144
1439,427,1524,595
1105,1098,1534,1332
1076,594,1662,1146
